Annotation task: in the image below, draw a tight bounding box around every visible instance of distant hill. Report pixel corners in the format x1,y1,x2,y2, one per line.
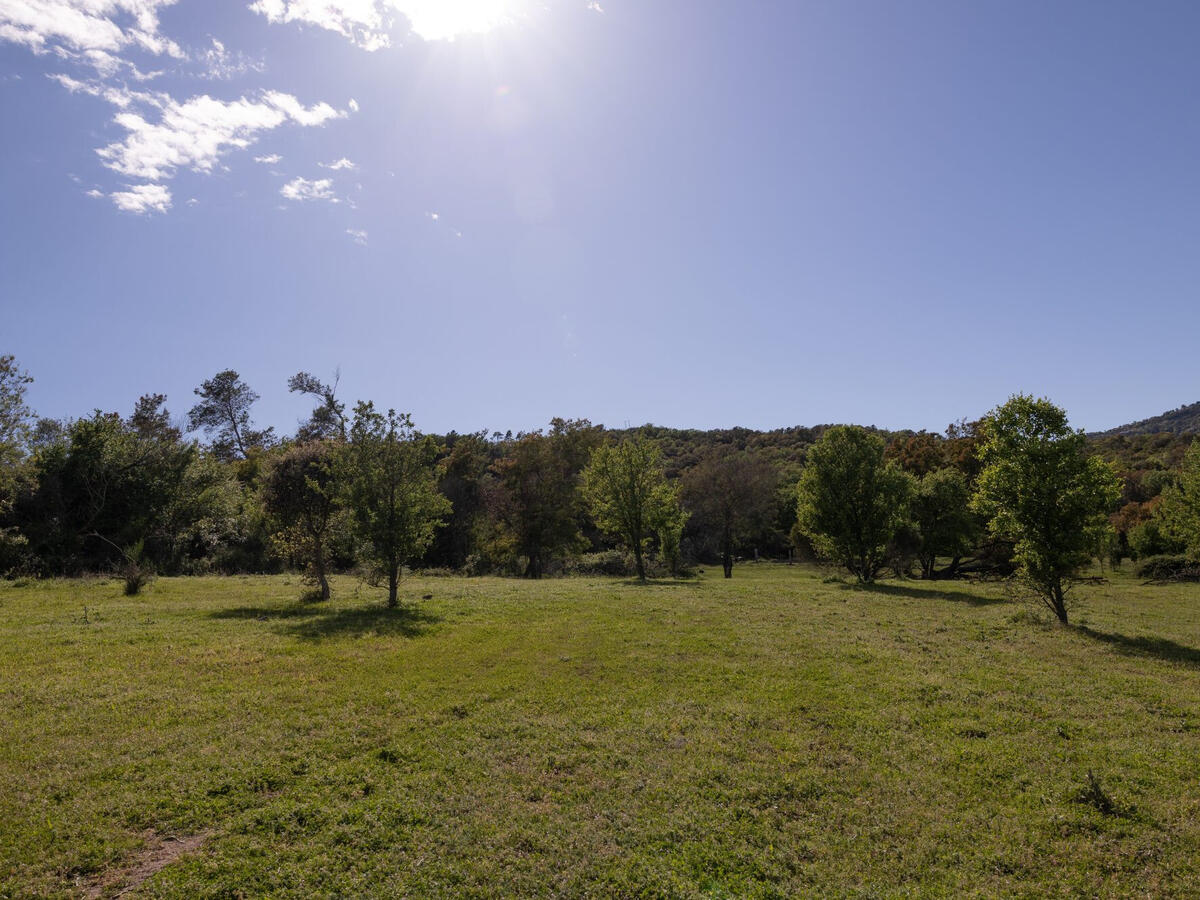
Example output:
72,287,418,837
1095,401,1200,437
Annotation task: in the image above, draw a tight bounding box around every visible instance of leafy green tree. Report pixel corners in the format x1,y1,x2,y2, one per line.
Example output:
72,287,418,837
911,467,978,579
426,431,494,570
972,395,1121,623
262,440,342,599
346,403,450,607
583,437,682,582
188,370,275,461
22,403,194,576
681,448,777,577
795,425,914,583
1158,441,1200,558
492,419,602,578
0,355,34,569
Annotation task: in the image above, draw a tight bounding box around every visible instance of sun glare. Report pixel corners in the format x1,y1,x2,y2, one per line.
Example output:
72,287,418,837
399,0,530,41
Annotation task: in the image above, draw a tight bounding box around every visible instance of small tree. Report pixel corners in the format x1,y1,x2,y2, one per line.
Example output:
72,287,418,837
582,437,681,581
1158,441,1200,559
0,355,34,569
911,467,977,579
795,426,914,583
681,448,776,578
492,419,601,578
262,440,341,600
188,370,275,461
346,403,450,607
972,395,1120,623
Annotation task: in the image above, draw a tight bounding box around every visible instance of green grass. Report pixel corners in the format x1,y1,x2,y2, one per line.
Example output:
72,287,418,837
2,566,1200,897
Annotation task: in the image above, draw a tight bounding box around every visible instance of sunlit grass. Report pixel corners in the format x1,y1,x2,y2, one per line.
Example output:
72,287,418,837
2,566,1199,896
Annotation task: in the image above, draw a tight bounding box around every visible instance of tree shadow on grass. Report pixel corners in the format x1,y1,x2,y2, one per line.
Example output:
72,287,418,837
211,603,441,640
836,581,1008,607
1076,626,1200,669
211,604,324,621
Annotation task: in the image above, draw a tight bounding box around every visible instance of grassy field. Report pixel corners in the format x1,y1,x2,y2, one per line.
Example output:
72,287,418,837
2,566,1199,898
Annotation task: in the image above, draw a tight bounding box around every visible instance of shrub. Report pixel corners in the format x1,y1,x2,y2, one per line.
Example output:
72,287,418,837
1135,554,1200,581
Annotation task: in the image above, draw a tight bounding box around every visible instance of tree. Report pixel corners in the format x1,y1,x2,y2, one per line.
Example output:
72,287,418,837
582,437,682,582
492,418,602,578
0,355,34,569
911,467,978,579
1158,441,1200,558
681,447,777,577
288,370,347,442
795,425,914,583
262,440,342,600
345,403,450,607
971,395,1121,624
188,370,274,461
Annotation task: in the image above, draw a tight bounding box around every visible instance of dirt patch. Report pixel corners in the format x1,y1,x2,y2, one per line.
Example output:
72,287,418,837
84,830,210,898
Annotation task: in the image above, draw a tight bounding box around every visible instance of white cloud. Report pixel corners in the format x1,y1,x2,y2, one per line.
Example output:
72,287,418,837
250,0,538,47
348,97,359,112
254,153,282,164
346,228,368,245
587,1,603,11
426,211,438,221
280,176,336,202
249,0,393,51
0,0,184,68
109,182,171,213
85,188,104,198
49,71,166,108
198,36,264,79
319,157,356,170
96,92,348,181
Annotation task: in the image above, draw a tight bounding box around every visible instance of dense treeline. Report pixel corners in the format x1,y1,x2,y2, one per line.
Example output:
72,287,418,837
1,356,1197,605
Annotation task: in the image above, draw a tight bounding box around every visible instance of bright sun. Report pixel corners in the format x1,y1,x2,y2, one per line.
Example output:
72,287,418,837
398,0,531,42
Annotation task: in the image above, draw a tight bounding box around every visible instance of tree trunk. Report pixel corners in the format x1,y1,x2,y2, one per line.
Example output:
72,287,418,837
722,527,733,578
633,544,646,582
387,566,399,609
314,542,330,601
1051,582,1068,624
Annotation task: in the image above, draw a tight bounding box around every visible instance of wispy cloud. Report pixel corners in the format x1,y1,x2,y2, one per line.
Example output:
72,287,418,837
198,37,264,80
280,176,337,202
250,0,554,47
320,157,356,171
254,153,282,164
96,92,349,181
346,228,368,245
109,182,172,214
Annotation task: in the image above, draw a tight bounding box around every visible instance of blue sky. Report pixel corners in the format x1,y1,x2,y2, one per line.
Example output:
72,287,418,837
3,1,1199,438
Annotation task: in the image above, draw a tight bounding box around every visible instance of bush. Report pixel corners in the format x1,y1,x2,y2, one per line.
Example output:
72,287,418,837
562,551,638,577
1135,554,1200,581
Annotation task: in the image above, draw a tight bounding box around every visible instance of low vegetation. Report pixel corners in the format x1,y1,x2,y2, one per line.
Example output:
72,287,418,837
3,566,1200,897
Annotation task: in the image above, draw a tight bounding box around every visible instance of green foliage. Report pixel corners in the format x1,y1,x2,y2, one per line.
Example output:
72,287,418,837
681,448,777,577
345,404,450,607
972,395,1121,623
583,437,683,581
21,405,196,574
261,440,343,600
795,426,915,583
491,419,601,578
0,355,34,571
188,370,275,461
911,468,978,578
1134,554,1199,581
288,371,347,442
1157,441,1200,558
